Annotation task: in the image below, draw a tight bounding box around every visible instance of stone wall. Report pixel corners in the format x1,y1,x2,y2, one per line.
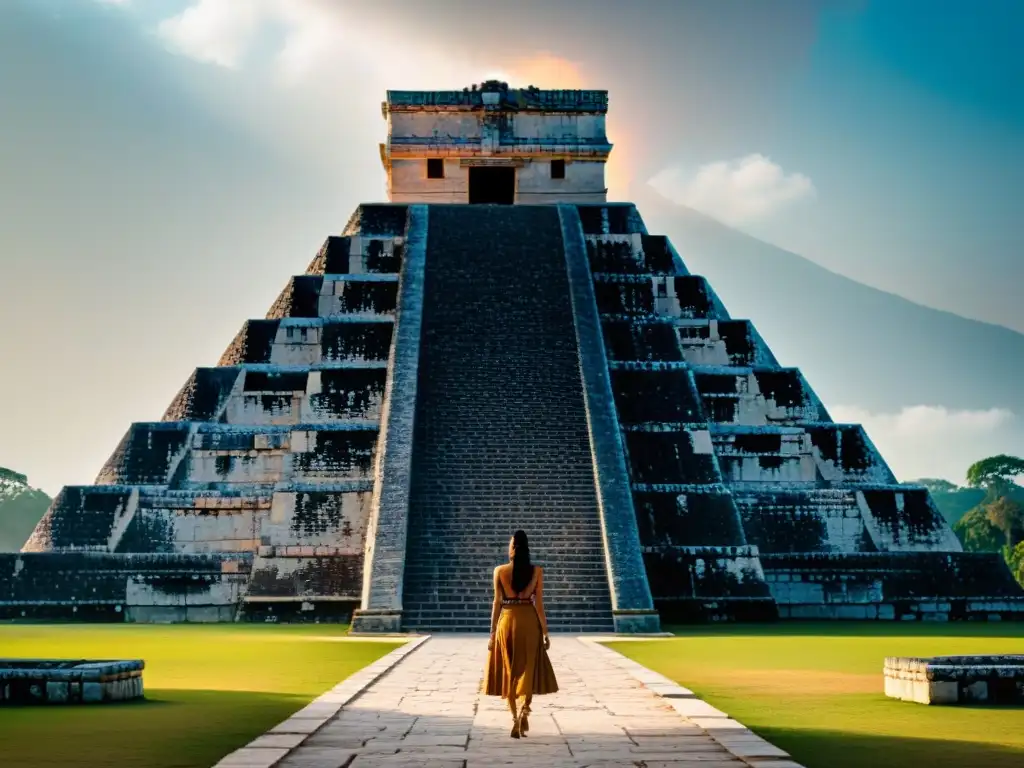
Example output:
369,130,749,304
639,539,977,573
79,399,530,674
387,159,608,206
763,551,1024,620
0,552,248,622
643,546,776,622
383,86,611,204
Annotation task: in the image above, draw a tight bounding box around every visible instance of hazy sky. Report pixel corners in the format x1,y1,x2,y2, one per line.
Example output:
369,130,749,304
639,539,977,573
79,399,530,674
1,0,1021,495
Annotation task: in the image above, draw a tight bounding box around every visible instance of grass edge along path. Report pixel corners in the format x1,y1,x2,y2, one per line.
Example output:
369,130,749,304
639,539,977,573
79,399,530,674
605,622,1024,768
0,624,401,768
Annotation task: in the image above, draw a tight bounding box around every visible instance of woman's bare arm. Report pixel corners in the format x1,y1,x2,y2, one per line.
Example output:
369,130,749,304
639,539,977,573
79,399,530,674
534,567,550,641
488,566,502,647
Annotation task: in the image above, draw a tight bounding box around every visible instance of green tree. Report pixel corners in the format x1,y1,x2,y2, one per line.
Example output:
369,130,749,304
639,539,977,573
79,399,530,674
984,495,1024,549
953,505,1004,552
966,455,1024,498
1005,542,1024,588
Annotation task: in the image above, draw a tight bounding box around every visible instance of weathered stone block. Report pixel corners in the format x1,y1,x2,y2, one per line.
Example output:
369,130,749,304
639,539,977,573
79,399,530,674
82,683,103,703
350,609,403,634
884,655,1024,706
612,611,662,634
926,681,959,704
45,681,69,703
965,680,989,702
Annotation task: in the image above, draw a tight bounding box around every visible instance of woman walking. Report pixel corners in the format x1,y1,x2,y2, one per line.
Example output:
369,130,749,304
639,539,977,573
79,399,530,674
483,529,558,738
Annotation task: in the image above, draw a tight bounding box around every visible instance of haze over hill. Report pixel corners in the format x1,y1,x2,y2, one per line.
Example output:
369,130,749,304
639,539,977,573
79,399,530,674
633,187,1023,483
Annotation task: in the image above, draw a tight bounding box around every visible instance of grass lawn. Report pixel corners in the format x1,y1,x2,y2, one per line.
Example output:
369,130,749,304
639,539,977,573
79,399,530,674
0,624,400,768
607,622,1024,768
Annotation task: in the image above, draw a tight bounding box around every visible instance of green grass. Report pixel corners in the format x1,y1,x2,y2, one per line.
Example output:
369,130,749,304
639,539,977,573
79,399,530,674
0,624,399,768
607,622,1024,768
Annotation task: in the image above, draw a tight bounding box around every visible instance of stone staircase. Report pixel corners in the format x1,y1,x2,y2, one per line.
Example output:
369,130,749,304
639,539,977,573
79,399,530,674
401,205,614,632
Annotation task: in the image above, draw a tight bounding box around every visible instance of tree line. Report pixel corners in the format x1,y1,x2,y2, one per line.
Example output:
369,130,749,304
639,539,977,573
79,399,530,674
916,454,1024,587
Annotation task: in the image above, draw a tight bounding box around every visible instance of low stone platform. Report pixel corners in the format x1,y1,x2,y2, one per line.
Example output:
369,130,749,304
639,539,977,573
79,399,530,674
0,659,144,705
884,655,1024,705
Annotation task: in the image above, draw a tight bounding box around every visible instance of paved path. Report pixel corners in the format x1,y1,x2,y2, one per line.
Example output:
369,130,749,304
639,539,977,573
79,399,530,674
217,636,800,768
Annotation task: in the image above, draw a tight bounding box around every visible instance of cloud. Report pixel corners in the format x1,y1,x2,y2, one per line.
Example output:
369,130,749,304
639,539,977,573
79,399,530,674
829,404,1016,484
152,2,594,114
156,0,355,73
154,1,589,86
648,154,815,225
831,404,1014,436
157,0,270,69
152,1,485,85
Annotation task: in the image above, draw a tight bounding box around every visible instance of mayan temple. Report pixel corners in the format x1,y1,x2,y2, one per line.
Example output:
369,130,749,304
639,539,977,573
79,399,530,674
5,82,1023,632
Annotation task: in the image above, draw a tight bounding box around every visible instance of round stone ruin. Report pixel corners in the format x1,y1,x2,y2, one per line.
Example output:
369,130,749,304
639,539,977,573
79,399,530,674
884,655,1024,705
0,659,144,705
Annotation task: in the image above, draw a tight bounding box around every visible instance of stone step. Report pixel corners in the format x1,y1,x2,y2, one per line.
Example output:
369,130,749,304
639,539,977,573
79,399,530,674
407,580,611,587
404,592,612,603
405,536,606,546
408,522,605,531
403,618,614,629
406,547,606,557
403,619,614,632
404,541,607,549
405,563,610,572
402,603,615,618
404,610,613,620
404,606,612,618
405,566,610,575
403,562,612,573
399,206,615,630
403,576,611,589
405,560,609,569
405,549,606,557
402,588,613,600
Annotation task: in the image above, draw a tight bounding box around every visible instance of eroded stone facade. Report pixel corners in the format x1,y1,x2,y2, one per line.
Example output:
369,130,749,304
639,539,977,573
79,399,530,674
583,203,1024,622
8,86,1023,627
382,82,610,204
9,213,411,623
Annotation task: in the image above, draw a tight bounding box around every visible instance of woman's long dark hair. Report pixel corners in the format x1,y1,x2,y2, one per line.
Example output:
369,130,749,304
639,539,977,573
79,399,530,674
510,529,534,593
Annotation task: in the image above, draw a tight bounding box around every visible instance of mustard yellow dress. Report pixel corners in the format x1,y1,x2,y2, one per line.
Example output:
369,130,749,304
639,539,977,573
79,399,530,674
483,585,558,700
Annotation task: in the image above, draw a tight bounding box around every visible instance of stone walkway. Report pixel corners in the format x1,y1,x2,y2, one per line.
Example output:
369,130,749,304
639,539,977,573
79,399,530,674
217,636,800,768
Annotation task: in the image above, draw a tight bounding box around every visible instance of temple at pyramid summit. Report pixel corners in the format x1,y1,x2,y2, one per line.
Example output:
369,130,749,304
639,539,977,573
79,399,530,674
6,81,1023,631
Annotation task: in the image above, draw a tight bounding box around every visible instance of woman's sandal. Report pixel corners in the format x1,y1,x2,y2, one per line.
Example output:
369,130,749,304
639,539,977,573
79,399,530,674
520,712,529,736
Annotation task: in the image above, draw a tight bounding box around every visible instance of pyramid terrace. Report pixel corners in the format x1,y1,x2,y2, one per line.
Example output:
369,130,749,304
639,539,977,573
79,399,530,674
4,82,1022,632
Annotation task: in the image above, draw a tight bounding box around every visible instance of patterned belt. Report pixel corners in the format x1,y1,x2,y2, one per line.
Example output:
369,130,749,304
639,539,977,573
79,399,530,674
501,598,533,606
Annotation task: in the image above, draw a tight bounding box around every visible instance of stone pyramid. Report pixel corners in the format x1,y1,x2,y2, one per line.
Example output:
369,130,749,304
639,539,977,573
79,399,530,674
5,84,1021,630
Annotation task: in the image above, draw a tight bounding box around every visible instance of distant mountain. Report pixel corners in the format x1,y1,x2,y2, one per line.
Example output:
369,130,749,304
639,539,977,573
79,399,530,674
628,189,1024,485
0,468,50,552
632,188,1024,419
